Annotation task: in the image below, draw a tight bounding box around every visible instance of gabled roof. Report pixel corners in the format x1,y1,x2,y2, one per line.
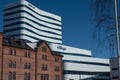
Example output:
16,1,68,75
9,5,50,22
3,37,63,57
36,40,63,57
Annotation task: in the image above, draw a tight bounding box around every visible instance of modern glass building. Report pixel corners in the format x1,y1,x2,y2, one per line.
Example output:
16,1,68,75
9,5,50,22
4,0,62,44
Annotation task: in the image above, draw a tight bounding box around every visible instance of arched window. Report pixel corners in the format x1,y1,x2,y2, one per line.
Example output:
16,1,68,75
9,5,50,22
28,73,30,80
40,74,43,80
8,72,12,80
46,74,49,80
24,62,27,69
13,72,16,80
8,60,12,68
13,61,16,68
24,73,27,80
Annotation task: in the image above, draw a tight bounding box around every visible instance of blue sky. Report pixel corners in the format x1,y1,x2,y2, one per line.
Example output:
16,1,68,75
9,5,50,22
0,0,109,58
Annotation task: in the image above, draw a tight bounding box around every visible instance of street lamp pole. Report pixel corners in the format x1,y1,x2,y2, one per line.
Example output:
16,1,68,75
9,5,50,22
114,0,120,79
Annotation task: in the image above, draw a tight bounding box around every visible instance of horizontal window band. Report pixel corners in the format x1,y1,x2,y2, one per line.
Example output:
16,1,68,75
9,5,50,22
4,27,62,40
4,10,61,27
63,70,110,76
63,60,109,66
4,4,61,22
53,51,91,57
4,16,61,31
5,34,61,44
4,15,61,28
4,22,62,36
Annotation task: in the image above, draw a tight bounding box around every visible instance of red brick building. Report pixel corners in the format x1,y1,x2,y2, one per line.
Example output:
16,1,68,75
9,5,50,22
0,33,63,80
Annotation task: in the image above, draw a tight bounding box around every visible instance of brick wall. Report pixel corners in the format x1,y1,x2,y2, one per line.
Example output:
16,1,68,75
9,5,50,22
2,46,35,80
36,42,63,80
0,39,63,80
0,33,3,80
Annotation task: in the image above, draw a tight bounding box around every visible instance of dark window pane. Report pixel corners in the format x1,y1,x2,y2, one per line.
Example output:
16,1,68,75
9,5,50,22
13,50,16,56
41,74,43,80
13,72,16,80
8,60,12,68
24,73,27,80
9,49,12,55
28,73,30,80
28,52,31,58
8,72,12,80
24,63,27,69
42,46,47,52
24,52,27,57
28,63,31,69
13,61,16,68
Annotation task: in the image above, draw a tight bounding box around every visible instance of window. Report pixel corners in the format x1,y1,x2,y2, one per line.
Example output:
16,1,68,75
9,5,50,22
8,72,12,80
13,50,16,56
13,61,16,68
24,73,31,80
8,72,16,80
24,62,31,69
28,63,31,69
55,57,59,62
28,52,31,58
45,64,47,71
8,60,12,68
24,52,27,57
40,74,43,80
24,73,27,80
24,62,27,69
55,75,59,80
42,64,47,71
40,74,49,80
8,60,16,68
42,64,44,70
9,49,16,56
42,55,47,60
55,66,59,72
28,73,30,80
42,46,47,52
9,49,12,55
13,72,16,80
24,51,31,58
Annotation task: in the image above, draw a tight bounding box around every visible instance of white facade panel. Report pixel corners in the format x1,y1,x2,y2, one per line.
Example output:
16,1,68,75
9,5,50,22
49,43,91,56
63,55,109,64
23,18,61,35
4,0,61,21
23,13,61,29
21,0,61,21
22,7,61,25
4,13,21,19
5,30,62,43
4,18,21,26
4,17,62,35
4,23,62,39
64,62,110,72
4,7,62,26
